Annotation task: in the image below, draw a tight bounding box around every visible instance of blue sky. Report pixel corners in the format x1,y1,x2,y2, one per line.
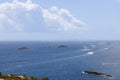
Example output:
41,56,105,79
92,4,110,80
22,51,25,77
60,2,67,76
0,0,120,41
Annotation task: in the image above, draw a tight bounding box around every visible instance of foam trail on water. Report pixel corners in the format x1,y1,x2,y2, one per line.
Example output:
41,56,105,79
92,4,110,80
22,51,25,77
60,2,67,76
3,55,82,70
81,48,91,51
3,51,95,71
33,52,94,65
102,63,120,65
82,46,91,51
28,55,83,65
81,51,94,56
30,52,94,65
17,65,23,67
87,52,94,55
104,48,109,50
3,53,94,71
90,45,96,47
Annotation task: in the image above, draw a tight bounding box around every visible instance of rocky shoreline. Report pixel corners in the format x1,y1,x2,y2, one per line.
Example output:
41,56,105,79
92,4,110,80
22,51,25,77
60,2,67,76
0,72,48,80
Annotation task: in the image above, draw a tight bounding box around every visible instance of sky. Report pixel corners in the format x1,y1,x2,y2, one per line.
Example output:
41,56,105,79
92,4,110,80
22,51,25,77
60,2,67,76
0,0,120,41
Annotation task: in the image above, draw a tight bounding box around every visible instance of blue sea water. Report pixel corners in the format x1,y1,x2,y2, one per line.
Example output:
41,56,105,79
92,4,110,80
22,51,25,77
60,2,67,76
0,41,120,80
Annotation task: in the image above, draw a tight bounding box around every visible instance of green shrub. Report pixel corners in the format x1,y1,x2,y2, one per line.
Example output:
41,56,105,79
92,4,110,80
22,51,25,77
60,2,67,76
41,77,48,80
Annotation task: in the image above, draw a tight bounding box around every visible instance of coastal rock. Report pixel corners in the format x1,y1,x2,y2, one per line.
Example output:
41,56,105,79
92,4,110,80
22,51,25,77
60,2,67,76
58,45,68,48
0,72,48,80
82,70,112,78
17,47,29,50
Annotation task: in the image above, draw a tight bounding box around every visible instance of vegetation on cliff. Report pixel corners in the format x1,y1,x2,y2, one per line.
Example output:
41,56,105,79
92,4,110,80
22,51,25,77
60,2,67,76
0,72,48,80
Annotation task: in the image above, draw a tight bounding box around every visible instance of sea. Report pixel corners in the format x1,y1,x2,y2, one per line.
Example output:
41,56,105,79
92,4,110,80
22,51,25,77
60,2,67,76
0,41,120,80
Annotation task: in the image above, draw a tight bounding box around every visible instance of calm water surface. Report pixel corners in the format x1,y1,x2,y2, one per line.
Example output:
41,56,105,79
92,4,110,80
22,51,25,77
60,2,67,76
0,41,120,80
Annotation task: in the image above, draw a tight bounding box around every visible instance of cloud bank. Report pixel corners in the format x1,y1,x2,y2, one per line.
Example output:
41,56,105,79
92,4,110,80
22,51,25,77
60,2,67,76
42,6,86,31
0,0,86,32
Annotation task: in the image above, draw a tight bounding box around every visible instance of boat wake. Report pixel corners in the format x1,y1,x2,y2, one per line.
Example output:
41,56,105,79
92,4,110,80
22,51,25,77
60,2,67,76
81,51,94,56
86,52,94,55
3,51,95,71
82,46,91,51
102,63,120,65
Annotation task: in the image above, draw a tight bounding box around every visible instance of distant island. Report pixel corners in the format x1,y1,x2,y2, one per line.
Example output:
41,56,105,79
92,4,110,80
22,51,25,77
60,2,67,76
0,72,48,80
17,47,29,50
58,45,68,48
82,70,112,79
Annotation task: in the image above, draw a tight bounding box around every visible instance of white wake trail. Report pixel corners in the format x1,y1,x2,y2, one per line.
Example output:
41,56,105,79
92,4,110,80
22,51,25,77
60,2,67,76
3,51,94,71
102,63,120,65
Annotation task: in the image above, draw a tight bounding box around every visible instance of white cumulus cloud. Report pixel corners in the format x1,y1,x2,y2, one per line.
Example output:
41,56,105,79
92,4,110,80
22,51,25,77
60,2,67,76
42,6,86,31
0,0,40,32
0,0,86,32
